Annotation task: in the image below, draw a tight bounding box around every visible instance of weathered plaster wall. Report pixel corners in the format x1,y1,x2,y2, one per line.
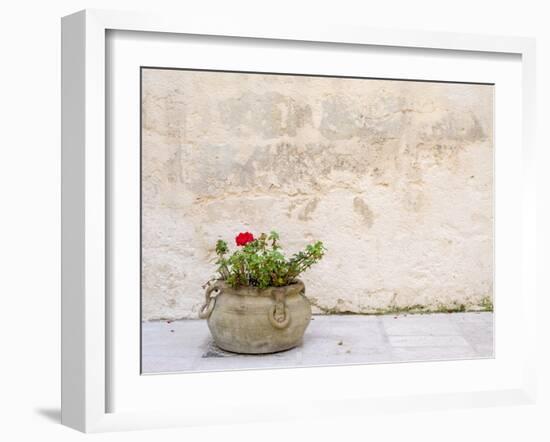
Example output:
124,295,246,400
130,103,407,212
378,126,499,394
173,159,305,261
141,68,493,320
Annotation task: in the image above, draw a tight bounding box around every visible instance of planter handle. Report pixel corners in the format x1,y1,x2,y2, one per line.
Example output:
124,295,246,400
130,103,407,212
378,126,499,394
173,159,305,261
268,289,291,329
199,283,222,319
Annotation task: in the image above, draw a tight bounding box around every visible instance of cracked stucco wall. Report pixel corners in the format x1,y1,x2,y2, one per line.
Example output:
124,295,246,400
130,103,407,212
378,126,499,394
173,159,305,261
141,68,493,320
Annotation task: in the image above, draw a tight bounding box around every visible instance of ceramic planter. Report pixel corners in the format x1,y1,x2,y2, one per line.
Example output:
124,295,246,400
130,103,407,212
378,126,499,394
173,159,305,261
199,279,311,354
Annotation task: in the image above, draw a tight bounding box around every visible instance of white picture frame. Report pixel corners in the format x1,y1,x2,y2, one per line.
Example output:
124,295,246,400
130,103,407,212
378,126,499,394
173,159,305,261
61,9,537,433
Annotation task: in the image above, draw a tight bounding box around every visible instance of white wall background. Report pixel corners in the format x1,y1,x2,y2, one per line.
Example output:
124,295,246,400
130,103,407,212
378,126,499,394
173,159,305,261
0,1,548,441
141,70,495,319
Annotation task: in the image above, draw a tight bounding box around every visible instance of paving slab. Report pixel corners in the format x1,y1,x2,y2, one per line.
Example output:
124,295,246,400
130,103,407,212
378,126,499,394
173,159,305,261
141,312,493,374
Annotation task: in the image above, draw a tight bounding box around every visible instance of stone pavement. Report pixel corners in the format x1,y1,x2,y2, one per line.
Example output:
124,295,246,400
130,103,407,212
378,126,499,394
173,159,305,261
141,312,493,374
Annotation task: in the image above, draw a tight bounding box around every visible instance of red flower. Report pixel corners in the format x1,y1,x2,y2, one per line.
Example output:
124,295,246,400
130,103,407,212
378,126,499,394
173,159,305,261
235,232,254,246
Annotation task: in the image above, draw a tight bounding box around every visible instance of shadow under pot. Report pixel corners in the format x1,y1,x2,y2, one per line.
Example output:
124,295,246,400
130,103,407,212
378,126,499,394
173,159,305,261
199,279,311,354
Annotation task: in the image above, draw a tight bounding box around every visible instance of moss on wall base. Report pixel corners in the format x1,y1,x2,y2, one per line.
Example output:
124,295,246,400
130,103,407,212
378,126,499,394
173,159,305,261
308,295,493,315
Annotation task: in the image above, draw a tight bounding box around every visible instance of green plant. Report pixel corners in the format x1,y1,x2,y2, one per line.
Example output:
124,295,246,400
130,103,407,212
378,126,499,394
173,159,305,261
211,231,325,289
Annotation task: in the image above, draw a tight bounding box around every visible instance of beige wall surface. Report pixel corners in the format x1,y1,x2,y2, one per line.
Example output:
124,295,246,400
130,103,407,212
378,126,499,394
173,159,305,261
141,68,493,320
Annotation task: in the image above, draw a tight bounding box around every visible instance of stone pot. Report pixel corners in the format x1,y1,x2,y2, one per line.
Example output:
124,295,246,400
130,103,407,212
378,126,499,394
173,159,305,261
198,279,311,354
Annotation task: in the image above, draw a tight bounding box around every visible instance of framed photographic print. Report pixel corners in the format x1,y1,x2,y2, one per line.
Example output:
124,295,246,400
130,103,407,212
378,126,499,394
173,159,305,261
61,9,537,432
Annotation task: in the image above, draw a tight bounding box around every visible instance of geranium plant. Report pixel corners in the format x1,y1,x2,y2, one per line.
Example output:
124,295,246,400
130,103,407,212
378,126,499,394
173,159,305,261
212,231,325,289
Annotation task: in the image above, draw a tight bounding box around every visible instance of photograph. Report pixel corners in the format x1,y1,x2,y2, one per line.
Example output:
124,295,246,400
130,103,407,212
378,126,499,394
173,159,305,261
140,67,494,374
2,0,544,438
